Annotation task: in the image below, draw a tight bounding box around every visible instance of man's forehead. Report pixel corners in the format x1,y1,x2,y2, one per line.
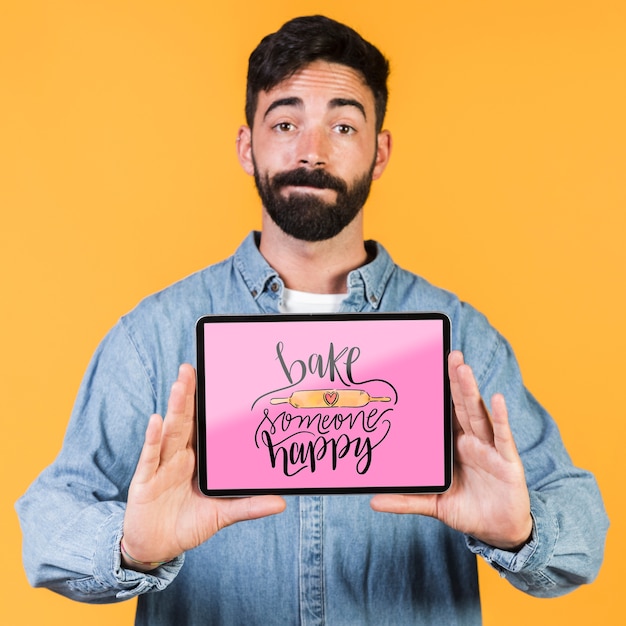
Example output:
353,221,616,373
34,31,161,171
261,61,372,104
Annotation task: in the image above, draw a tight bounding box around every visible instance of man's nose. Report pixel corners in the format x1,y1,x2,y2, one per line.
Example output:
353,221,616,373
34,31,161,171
298,127,329,168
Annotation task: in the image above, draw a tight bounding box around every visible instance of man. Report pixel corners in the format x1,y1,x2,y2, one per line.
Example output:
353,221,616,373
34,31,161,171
17,15,607,625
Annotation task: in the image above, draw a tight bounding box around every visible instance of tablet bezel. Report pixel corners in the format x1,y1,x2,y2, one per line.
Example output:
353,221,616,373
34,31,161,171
196,312,452,496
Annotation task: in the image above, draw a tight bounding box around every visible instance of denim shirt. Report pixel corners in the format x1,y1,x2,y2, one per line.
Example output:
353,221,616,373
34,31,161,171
17,232,608,625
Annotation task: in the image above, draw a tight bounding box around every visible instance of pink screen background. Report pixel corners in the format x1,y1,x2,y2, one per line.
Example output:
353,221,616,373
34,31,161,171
201,318,446,490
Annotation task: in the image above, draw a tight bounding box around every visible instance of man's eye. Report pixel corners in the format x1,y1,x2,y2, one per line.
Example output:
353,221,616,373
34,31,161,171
274,122,295,132
335,124,355,135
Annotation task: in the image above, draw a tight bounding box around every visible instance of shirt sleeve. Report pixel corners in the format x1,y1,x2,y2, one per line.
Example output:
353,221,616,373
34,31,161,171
459,308,609,597
15,321,184,602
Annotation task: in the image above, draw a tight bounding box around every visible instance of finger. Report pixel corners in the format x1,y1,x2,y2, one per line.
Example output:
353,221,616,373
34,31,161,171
245,495,287,520
131,413,164,484
448,351,471,434
370,493,437,518
217,496,287,529
452,408,463,437
160,365,196,462
448,352,465,436
456,363,494,444
179,364,197,447
449,351,494,443
490,393,519,462
177,363,196,393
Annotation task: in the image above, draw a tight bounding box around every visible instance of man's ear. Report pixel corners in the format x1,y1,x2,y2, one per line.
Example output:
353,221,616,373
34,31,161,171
236,125,255,176
372,129,392,181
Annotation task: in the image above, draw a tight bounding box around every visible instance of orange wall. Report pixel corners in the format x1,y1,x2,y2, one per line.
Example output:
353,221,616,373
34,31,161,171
2,1,623,624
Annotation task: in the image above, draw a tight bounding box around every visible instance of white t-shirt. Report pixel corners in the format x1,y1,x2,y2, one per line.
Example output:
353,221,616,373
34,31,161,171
279,287,346,314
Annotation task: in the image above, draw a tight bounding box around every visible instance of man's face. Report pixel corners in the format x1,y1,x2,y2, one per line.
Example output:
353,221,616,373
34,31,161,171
238,61,391,242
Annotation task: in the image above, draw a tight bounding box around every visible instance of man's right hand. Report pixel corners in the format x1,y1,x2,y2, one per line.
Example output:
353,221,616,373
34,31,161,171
121,363,286,571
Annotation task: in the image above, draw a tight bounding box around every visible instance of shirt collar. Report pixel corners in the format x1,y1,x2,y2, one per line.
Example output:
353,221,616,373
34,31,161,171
234,231,395,309
346,239,395,310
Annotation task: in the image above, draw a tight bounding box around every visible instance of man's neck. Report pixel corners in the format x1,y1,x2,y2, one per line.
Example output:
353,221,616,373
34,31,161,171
258,215,369,294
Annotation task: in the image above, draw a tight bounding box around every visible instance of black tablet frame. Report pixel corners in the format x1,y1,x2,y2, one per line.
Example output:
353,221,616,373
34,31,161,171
196,312,452,496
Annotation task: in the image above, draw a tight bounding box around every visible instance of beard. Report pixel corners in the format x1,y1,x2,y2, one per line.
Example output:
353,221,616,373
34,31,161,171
253,159,375,242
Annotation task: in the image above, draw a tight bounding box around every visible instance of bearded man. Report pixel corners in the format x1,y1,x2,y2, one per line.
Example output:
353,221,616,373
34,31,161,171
17,15,607,626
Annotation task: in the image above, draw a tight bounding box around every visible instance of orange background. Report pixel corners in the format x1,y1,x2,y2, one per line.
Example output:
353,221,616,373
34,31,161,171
1,1,624,624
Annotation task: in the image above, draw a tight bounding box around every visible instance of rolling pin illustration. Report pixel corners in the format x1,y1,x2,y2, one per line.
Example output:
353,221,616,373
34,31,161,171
270,389,391,409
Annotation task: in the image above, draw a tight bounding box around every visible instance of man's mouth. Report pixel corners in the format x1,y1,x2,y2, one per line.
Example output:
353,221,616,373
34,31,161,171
283,184,333,192
280,185,337,200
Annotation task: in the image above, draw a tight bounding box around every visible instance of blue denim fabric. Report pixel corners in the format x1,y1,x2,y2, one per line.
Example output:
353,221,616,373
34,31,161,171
16,232,608,625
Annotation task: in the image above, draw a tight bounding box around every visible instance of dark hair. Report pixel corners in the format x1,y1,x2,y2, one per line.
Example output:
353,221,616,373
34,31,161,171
245,15,390,131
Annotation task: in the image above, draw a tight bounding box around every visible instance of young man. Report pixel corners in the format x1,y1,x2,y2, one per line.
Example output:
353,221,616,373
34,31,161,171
17,15,607,625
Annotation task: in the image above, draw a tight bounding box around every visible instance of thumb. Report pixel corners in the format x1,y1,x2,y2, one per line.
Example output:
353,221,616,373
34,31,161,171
370,493,438,517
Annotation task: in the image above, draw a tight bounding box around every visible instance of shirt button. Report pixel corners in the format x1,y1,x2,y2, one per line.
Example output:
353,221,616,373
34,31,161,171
251,289,258,298
270,283,279,293
370,294,378,303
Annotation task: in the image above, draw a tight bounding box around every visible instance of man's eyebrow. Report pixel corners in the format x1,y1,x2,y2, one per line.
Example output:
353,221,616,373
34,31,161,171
262,96,367,121
263,97,303,120
329,98,367,120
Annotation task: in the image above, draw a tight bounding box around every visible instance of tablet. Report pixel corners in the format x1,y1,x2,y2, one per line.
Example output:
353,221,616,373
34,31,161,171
196,312,451,496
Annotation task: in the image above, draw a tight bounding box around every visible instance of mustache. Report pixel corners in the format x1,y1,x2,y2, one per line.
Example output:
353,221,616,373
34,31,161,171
270,168,347,193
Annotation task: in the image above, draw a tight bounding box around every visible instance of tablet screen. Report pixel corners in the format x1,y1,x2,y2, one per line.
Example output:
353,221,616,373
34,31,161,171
196,312,451,496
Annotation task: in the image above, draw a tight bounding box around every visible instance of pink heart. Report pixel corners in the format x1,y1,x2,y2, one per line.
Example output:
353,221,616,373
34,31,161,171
323,391,338,406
